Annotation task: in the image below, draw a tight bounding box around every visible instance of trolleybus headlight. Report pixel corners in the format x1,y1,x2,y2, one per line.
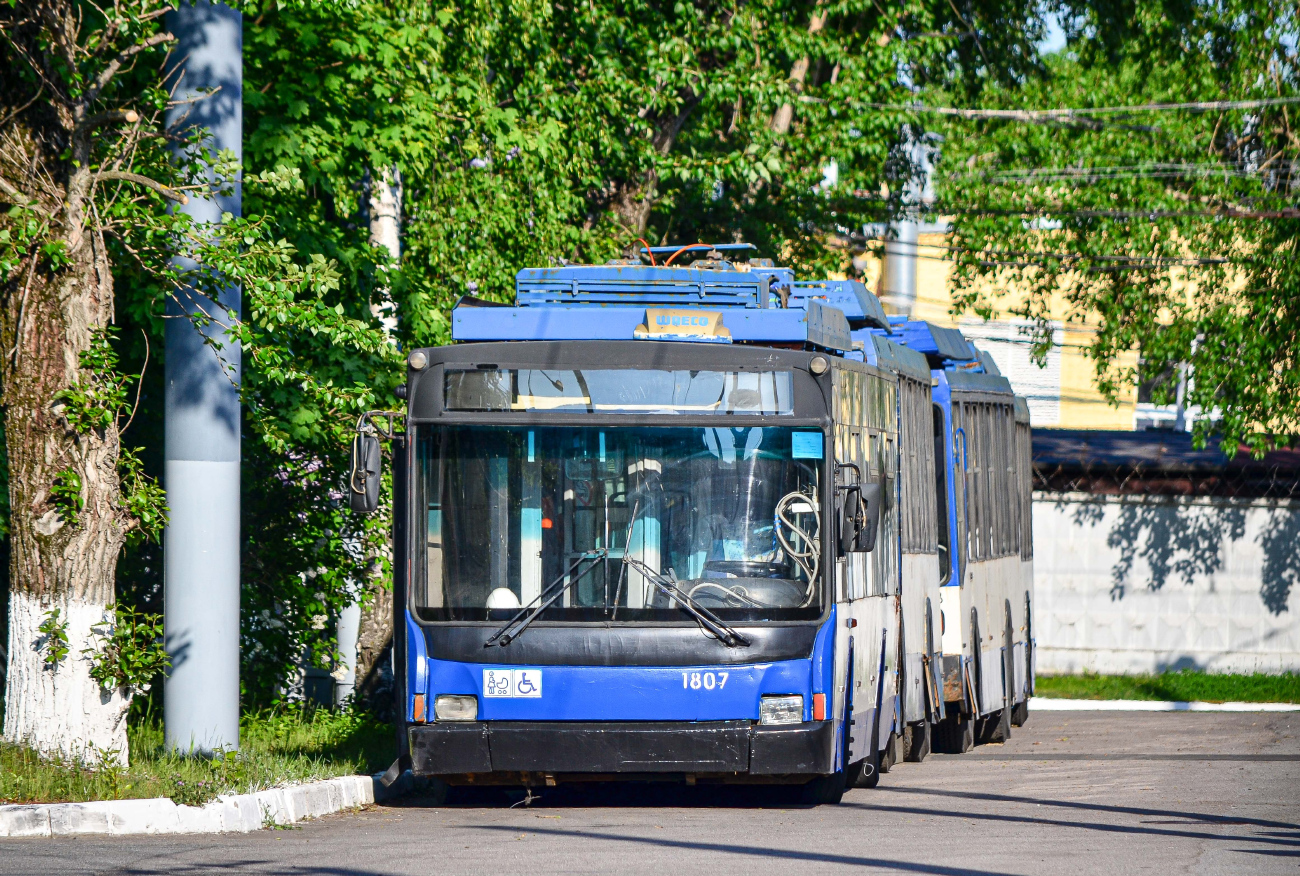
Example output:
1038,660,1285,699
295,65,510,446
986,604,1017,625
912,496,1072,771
434,695,478,722
759,695,804,725
809,356,829,375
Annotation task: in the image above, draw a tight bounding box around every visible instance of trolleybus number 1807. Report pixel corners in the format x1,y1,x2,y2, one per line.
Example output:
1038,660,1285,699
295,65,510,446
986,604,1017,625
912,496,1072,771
683,671,729,690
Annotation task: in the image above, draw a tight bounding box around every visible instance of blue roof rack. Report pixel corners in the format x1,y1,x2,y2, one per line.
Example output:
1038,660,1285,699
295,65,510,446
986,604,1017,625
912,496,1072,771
452,249,870,353
792,279,890,330
880,318,978,362
637,243,756,258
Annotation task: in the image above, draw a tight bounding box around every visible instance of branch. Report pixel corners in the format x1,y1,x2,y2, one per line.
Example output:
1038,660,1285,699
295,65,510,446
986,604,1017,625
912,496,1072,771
95,171,188,204
0,176,41,211
84,32,174,105
75,109,140,137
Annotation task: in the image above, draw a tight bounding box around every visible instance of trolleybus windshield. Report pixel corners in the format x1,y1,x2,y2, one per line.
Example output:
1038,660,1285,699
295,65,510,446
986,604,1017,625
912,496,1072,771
414,425,825,623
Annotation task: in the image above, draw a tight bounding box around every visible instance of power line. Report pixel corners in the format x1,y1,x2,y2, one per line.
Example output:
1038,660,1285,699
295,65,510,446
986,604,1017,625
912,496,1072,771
858,236,1231,266
863,96,1300,123
966,162,1295,183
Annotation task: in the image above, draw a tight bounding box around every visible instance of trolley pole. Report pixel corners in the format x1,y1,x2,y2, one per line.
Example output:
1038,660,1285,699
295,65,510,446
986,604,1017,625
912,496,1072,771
162,0,243,754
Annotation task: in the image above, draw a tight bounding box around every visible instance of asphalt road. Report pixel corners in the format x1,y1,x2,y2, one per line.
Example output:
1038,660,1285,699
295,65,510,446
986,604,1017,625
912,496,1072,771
3,711,1297,875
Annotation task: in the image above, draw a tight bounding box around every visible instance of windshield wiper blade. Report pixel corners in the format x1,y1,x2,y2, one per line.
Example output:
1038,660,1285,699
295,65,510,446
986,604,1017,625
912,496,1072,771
484,550,607,648
621,556,752,648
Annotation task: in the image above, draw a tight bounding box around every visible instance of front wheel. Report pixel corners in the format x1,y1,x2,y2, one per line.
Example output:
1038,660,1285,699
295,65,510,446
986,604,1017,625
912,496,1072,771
801,770,847,804
846,755,879,789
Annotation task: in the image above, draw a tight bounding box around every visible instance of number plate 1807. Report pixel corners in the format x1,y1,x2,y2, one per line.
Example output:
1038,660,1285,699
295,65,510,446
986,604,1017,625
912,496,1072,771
682,671,729,690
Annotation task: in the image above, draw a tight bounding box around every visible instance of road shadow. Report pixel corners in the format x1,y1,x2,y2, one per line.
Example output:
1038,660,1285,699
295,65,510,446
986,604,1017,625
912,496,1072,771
874,785,1300,833
468,822,1029,876
392,780,814,810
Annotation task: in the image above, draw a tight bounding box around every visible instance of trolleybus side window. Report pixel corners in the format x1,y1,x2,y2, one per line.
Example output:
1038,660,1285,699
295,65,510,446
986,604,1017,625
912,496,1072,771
933,403,951,584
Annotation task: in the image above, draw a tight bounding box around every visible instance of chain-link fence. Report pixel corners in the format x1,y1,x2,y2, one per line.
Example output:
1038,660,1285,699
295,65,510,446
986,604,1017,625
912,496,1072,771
1032,429,1300,500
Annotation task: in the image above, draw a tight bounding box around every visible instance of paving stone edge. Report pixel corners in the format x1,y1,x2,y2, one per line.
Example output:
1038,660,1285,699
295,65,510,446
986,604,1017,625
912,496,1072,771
0,771,410,837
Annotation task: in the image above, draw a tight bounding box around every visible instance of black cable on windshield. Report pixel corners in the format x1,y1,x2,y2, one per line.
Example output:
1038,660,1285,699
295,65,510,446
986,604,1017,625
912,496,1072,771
484,550,607,647
621,555,752,648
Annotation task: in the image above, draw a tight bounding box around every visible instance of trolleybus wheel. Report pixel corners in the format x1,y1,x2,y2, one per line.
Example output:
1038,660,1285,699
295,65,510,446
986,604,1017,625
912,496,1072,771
932,712,974,753
801,770,848,805
903,720,930,763
847,754,879,789
879,731,900,773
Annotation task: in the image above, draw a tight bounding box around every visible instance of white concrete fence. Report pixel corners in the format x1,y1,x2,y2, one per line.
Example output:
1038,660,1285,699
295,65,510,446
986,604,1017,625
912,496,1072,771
1032,492,1300,675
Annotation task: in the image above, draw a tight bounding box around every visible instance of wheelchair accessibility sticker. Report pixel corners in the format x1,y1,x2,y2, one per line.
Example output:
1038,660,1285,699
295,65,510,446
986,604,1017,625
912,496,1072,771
483,668,543,698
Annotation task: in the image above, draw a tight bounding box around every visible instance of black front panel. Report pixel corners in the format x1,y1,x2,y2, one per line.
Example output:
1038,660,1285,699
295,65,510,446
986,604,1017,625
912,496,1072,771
490,721,751,772
407,720,836,777
426,622,820,666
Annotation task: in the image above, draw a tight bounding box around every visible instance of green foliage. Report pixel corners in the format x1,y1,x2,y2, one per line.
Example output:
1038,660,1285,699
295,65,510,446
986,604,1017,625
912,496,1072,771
118,448,166,545
1036,671,1300,704
37,608,70,668
48,469,84,520
84,603,170,694
927,0,1299,453
0,704,392,805
54,328,132,435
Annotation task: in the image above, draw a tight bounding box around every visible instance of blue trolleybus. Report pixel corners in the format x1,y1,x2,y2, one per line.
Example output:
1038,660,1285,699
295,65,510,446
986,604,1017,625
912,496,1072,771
349,244,1034,803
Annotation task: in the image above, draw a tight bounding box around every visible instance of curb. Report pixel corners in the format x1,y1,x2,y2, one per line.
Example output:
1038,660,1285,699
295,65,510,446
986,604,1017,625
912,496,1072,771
1031,696,1300,712
0,771,410,838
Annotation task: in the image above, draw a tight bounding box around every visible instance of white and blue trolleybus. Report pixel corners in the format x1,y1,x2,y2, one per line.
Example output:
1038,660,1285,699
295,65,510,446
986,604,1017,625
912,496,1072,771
348,243,1034,803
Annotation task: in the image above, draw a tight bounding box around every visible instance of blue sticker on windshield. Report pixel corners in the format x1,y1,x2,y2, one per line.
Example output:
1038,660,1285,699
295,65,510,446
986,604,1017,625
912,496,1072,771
792,432,823,459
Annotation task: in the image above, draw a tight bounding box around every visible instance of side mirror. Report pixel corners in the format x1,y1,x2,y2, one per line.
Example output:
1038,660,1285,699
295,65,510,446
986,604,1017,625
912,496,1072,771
349,432,382,515
838,486,861,554
855,482,883,552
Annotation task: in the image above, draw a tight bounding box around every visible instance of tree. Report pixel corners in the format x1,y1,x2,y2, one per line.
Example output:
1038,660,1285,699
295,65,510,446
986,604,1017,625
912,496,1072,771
0,0,390,761
237,0,1046,698
923,0,1299,453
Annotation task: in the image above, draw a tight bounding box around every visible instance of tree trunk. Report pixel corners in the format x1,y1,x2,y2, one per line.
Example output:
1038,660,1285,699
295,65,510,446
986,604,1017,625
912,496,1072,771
609,98,700,238
366,166,401,336
1,149,131,761
770,11,828,135
348,166,402,705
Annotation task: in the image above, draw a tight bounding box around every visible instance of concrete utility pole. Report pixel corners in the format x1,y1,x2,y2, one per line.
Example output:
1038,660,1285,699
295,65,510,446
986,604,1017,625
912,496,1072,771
163,1,243,754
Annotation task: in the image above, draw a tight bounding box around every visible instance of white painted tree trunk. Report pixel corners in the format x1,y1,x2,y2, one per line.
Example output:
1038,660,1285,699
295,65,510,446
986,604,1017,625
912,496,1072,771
367,165,402,337
339,165,403,707
3,591,130,765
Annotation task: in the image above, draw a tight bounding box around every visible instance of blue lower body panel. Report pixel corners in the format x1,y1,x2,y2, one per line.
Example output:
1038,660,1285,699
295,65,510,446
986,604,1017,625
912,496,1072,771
424,658,816,722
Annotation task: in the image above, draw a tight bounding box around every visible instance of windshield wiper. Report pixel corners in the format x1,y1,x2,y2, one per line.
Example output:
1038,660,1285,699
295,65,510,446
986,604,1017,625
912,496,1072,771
484,550,607,648
621,556,752,648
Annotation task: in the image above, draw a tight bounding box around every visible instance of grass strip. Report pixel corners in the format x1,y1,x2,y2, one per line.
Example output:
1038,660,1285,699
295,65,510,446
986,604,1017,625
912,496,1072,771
0,704,393,806
1035,671,1300,704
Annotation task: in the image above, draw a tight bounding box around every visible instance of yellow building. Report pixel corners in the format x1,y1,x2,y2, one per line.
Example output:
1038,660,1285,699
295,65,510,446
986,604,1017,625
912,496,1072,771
854,230,1138,431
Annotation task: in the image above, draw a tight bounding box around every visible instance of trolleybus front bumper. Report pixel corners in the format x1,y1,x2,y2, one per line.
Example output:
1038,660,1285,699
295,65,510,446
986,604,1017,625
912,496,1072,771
409,719,835,779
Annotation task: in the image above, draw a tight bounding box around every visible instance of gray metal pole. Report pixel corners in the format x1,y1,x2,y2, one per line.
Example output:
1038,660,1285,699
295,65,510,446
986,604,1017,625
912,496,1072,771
881,133,935,318
163,1,242,754
880,218,919,316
